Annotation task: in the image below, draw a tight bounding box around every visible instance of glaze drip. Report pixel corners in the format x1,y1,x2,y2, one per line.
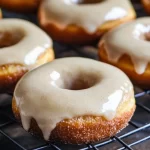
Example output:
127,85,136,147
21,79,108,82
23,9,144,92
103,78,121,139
14,57,133,140
100,17,150,74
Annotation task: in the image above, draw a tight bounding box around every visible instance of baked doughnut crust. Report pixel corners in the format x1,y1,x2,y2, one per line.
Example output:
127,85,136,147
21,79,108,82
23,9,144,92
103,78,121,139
0,9,2,18
142,0,150,14
0,64,27,93
0,0,41,13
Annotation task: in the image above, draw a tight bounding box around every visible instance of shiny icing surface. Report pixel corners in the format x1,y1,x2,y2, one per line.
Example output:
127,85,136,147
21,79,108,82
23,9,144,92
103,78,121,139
14,57,133,140
0,19,52,70
41,0,134,33
100,17,150,74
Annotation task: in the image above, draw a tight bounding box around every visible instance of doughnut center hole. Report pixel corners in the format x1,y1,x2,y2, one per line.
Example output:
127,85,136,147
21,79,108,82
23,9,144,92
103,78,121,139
134,24,150,41
0,30,25,48
144,32,150,41
63,72,100,90
70,0,103,4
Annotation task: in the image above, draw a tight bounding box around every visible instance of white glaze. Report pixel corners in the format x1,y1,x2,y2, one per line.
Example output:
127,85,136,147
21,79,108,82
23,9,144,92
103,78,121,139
0,19,52,70
14,57,133,140
99,17,150,74
40,0,134,33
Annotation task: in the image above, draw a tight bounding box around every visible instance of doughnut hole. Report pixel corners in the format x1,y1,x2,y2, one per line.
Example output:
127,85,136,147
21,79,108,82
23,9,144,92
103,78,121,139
144,32,150,41
134,24,150,41
62,72,100,90
0,29,25,48
70,0,103,4
50,70,100,90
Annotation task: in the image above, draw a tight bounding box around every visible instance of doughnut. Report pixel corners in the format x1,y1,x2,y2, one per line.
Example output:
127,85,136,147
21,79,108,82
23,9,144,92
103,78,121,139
38,0,136,45
98,17,150,89
0,0,41,13
0,19,54,93
12,57,135,144
142,0,150,14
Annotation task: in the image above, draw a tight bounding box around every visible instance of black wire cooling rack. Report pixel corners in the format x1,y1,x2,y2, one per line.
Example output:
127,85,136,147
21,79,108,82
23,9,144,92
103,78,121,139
0,0,150,150
0,88,150,150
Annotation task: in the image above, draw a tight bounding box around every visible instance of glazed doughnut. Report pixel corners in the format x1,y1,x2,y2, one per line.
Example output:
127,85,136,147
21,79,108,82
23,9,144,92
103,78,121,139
38,0,136,45
12,57,135,144
0,0,41,13
98,17,150,89
142,0,150,14
0,19,54,93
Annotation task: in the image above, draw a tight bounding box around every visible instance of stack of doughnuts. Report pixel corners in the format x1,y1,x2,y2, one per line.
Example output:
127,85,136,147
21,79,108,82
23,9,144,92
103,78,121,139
1,0,146,145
